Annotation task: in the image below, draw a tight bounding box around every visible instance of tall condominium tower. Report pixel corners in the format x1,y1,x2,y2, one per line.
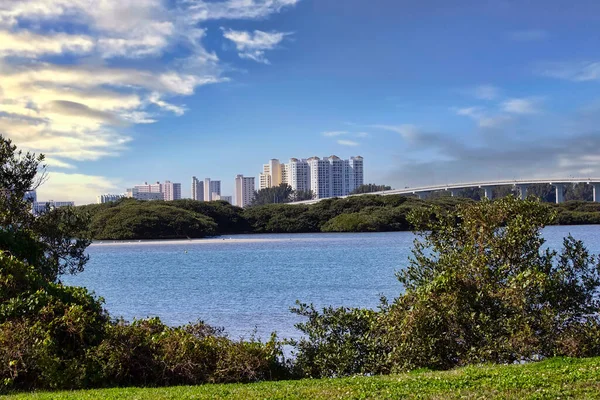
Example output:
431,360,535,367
126,181,181,201
259,156,364,200
191,176,204,201
287,158,310,192
203,178,221,201
163,181,182,201
235,175,255,208
259,159,286,190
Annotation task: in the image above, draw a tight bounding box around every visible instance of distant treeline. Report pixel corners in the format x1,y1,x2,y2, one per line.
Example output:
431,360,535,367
75,195,600,240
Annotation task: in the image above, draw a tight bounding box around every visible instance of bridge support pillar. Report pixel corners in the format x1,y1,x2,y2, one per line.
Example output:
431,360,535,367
592,183,600,202
449,189,460,197
515,184,528,200
416,192,429,200
552,183,565,204
483,187,494,200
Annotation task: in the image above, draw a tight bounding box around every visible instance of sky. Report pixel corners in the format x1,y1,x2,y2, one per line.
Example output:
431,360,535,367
1,0,600,204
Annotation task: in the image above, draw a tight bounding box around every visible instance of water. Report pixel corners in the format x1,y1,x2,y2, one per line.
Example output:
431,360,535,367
63,226,600,341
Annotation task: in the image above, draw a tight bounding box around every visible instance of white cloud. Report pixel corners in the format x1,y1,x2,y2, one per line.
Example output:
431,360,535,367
222,29,290,64
323,131,347,137
0,30,94,57
538,61,600,82
187,0,300,21
337,139,359,147
508,29,548,42
355,132,370,138
36,172,122,205
0,0,299,203
502,97,541,114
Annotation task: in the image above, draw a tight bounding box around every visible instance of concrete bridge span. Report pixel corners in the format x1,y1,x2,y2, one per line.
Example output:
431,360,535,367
291,178,600,205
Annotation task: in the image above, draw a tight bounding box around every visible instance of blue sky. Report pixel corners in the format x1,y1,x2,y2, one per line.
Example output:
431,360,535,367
1,0,600,203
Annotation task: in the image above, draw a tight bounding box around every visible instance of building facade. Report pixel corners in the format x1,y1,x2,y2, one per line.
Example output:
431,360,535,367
259,155,364,199
97,194,125,204
259,159,285,190
33,200,75,215
126,181,181,201
203,178,221,201
191,176,204,201
235,175,255,208
163,181,182,201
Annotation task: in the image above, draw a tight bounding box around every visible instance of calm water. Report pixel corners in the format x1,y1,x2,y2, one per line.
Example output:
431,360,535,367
63,226,600,340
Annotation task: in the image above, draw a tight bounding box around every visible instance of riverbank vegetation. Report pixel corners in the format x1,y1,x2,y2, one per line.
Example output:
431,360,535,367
2,135,600,395
6,357,600,399
75,194,600,240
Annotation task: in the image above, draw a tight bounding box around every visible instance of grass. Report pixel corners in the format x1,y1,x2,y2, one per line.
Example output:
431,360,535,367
4,357,600,400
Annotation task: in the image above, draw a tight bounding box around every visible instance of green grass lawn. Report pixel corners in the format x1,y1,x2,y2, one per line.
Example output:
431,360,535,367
5,357,600,400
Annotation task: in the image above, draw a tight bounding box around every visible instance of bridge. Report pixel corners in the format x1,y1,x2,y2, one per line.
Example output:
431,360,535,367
291,178,600,205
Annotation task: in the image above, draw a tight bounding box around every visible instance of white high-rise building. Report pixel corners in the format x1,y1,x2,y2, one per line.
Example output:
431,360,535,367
308,157,331,199
346,156,364,194
261,155,364,200
287,158,310,193
126,181,181,201
203,178,221,201
97,194,125,204
163,181,182,201
191,176,204,201
235,175,255,208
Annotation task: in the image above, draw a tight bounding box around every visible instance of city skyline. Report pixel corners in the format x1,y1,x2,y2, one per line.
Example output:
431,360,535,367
2,1,600,204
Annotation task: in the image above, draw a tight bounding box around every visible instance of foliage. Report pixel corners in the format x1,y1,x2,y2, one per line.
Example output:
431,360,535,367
83,201,218,240
289,302,385,378
5,357,600,400
86,319,287,388
350,183,392,194
385,196,600,371
0,253,108,390
291,196,600,378
0,135,90,282
0,254,287,392
251,184,294,206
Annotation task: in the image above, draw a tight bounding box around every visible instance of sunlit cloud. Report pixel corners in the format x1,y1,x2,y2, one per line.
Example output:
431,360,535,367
222,28,291,64
337,139,359,147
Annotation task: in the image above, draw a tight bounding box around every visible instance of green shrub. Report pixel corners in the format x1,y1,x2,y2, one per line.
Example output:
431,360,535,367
289,302,385,378
0,254,108,390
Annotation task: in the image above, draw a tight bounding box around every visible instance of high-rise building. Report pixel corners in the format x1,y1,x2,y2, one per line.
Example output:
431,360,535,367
287,158,310,193
235,175,255,208
259,159,285,190
191,176,204,201
219,195,233,204
308,157,331,199
126,181,181,201
346,156,364,194
203,178,221,201
261,156,364,200
97,194,125,204
163,181,182,201
33,200,75,215
126,188,164,201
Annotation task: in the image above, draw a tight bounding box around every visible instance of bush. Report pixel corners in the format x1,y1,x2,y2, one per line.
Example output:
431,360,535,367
87,319,287,387
291,196,600,377
0,253,108,390
289,302,386,378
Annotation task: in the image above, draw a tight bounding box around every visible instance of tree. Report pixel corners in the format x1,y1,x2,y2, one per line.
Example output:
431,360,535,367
350,183,392,195
385,196,600,371
291,190,315,202
0,135,91,281
251,184,294,206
